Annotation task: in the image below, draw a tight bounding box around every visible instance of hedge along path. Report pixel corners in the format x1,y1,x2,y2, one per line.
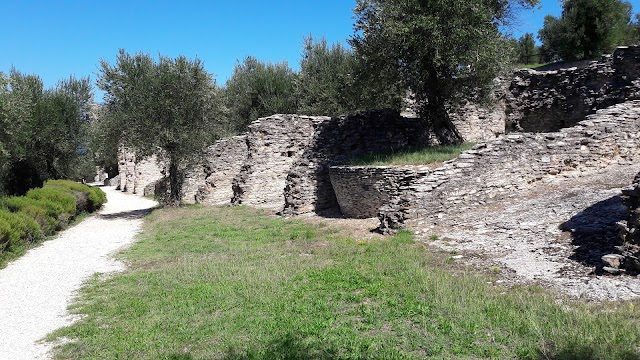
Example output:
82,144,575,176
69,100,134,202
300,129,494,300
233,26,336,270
0,186,157,360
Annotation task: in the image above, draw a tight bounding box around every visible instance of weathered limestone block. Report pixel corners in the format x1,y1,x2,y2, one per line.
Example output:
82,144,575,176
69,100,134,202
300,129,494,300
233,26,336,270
232,115,322,210
104,174,120,187
185,136,248,205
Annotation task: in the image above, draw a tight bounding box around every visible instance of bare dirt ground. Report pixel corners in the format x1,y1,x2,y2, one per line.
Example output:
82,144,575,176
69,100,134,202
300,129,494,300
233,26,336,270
0,186,157,360
410,164,640,301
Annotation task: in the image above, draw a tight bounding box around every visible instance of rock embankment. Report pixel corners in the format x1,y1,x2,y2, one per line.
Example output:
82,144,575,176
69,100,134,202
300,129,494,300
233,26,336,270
611,172,640,274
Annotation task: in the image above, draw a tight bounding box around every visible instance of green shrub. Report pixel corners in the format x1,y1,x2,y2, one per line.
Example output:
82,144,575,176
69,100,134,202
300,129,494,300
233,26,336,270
88,186,107,209
1,196,59,235
26,187,76,224
0,209,42,247
43,180,107,212
0,220,13,253
0,180,107,261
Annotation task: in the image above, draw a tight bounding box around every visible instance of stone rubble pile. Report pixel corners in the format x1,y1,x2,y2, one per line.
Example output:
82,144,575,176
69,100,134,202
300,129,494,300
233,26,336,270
608,172,640,274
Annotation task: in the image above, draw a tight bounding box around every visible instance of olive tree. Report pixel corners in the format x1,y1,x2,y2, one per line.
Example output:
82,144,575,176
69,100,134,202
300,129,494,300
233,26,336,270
539,0,634,61
350,0,538,144
297,35,403,116
224,56,297,132
98,50,223,206
0,70,92,195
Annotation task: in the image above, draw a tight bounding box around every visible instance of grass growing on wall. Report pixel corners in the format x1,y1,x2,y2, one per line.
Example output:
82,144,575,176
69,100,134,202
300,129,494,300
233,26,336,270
350,143,475,166
49,205,640,359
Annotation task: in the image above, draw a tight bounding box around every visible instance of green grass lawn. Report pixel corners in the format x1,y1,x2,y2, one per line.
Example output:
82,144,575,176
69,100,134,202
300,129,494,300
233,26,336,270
349,143,476,166
49,206,640,359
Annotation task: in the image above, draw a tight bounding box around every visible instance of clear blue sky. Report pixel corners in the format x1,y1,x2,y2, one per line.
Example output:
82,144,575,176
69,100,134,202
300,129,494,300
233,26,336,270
0,0,597,102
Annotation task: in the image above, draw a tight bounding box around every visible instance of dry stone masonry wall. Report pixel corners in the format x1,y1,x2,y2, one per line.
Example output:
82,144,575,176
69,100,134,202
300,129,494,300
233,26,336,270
378,100,640,231
617,172,640,273
185,136,248,205
329,166,432,219
231,115,322,210
283,110,432,215
505,46,640,133
116,148,163,196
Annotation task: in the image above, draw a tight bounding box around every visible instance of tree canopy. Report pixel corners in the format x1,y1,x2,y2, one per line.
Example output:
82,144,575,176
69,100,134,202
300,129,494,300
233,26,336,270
224,57,297,132
98,50,223,206
539,0,635,61
516,33,540,65
350,0,538,145
0,70,92,196
296,35,403,117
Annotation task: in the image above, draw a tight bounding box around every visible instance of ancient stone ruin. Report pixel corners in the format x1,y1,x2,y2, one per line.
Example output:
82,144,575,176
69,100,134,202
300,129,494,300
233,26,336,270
111,46,640,296
614,172,640,273
114,46,640,217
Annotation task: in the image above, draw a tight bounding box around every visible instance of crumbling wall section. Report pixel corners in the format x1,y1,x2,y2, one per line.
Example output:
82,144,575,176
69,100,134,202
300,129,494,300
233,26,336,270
329,166,432,219
617,173,640,273
379,100,640,231
231,115,322,210
115,147,163,196
506,46,640,133
283,110,432,215
184,136,248,205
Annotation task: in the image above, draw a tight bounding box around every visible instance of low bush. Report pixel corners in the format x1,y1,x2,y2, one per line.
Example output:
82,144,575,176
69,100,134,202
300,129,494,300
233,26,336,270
1,196,60,234
26,187,77,219
44,180,107,212
0,181,107,266
0,209,42,249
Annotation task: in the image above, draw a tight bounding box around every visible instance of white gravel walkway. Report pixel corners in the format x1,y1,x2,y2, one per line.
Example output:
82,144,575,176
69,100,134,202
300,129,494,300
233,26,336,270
0,186,157,360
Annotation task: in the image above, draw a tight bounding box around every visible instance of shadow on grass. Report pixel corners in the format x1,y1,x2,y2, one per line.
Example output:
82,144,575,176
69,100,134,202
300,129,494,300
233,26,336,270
98,208,157,220
221,334,338,360
166,355,194,360
559,195,628,274
543,345,640,360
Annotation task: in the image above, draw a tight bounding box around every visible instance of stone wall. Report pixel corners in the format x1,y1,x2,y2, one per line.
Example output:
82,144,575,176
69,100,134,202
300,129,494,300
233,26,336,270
505,46,640,133
231,115,322,210
184,136,248,205
229,110,432,213
116,147,163,196
113,110,430,210
378,100,640,231
617,172,640,272
329,166,432,218
282,110,432,214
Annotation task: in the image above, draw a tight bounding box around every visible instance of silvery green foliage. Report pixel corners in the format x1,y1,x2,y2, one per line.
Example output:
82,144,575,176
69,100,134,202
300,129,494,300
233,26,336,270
350,0,537,144
224,56,297,132
0,70,92,195
98,50,224,206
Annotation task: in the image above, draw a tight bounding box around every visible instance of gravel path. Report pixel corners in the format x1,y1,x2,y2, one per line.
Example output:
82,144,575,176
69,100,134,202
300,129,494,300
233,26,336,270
0,186,157,360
